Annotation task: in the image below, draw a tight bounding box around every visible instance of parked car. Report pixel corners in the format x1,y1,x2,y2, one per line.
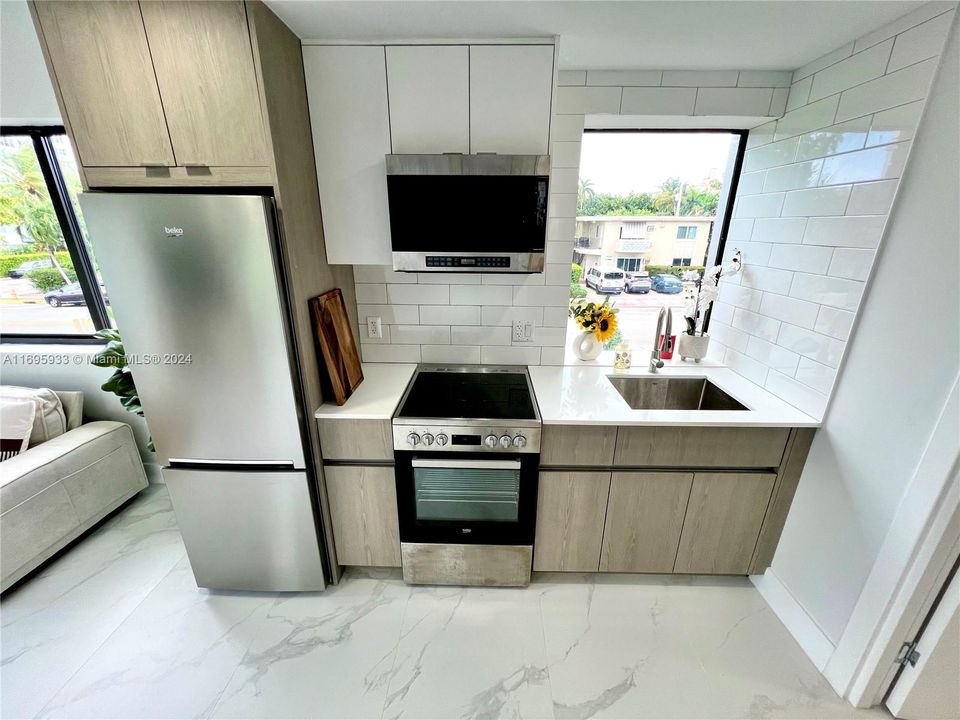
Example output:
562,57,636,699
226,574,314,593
8,259,53,278
625,272,651,294
651,273,684,294
585,267,626,294
44,282,110,307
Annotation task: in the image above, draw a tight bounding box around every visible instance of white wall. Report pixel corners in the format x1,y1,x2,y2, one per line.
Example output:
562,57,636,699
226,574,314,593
710,4,955,419
0,0,61,125
766,12,959,646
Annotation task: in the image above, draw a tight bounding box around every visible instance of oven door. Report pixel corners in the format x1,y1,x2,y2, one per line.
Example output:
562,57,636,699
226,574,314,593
395,452,538,545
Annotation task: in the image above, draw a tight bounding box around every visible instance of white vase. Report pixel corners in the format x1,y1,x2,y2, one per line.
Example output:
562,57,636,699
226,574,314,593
678,333,710,362
571,330,603,361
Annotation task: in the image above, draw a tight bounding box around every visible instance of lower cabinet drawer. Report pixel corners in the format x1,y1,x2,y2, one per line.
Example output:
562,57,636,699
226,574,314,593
614,426,789,468
318,419,394,461
600,472,693,573
674,472,776,574
325,465,400,567
533,471,610,572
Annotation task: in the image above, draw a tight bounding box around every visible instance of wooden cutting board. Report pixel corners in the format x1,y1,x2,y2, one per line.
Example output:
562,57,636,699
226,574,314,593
309,289,363,406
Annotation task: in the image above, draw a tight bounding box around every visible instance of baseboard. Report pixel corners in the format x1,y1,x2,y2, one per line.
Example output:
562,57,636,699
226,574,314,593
144,463,164,484
751,568,836,671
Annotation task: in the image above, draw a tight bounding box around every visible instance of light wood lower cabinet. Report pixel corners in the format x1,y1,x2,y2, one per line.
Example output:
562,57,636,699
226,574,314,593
318,419,394,461
614,426,789,468
674,472,776,575
533,471,610,572
325,465,400,567
599,472,694,573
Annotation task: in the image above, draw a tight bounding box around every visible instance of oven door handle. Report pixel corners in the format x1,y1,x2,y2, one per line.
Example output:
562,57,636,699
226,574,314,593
411,458,522,470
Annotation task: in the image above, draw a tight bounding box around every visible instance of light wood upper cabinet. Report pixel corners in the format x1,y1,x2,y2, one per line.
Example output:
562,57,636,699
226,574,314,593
31,1,175,168
470,45,555,154
303,45,393,266
533,471,610,572
386,45,470,154
139,1,268,167
600,472,693,573
674,472,776,575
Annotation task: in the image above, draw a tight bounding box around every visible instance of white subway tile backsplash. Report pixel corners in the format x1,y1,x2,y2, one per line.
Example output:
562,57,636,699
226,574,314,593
726,241,771,267
357,304,419,325
886,9,955,71
708,321,750,353
586,70,662,86
845,180,899,215
795,116,871,161
777,323,846,367
865,101,924,147
835,57,937,121
828,248,875,280
557,70,587,86
662,70,739,87
619,87,697,115
547,217,575,242
355,283,388,304
853,3,952,53
551,115,586,142
818,141,911,186
546,242,573,264
420,345,481,364
387,284,449,305
802,215,885,248
759,292,821,329
740,265,794,295
513,285,570,307
746,336,801,375
544,263,570,286
765,369,828,417
743,137,800,171
766,88,786,120
522,326,567,347
751,217,807,245
419,305,481,326
746,121,777,149
808,38,893,102
815,305,856,340
774,96,841,142
724,349,770,386
768,244,834,274
718,283,763,311
782,186,852,217
548,193,578,218
731,307,782,342
550,168,580,194
353,266,416,284
738,70,794,88
727,218,755,242
695,87,774,116
418,272,478,284
358,325,392,344
361,344,421,363
734,192,785,218
795,357,838,394
794,43,855,82
481,273,545,286
555,86,622,114
481,346,541,365
551,143,582,169
785,76,813,112
737,171,766,196
542,306,568,327
450,285,512,306
762,159,824,192
789,272,864,311
710,301,736,326
539,347,566,365
451,326,511,346
481,306,543,327
391,324,450,345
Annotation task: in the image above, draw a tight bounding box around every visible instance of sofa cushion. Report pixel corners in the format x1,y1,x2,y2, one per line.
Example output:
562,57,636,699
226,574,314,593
0,386,67,447
0,396,36,460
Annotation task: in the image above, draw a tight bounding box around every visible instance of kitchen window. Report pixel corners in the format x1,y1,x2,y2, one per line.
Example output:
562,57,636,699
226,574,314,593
0,127,110,342
677,225,698,239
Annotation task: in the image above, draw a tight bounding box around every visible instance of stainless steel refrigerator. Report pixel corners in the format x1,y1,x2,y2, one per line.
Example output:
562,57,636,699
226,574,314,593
79,193,326,591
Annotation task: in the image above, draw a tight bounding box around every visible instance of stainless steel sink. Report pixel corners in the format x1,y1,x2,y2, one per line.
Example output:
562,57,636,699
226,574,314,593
607,377,749,411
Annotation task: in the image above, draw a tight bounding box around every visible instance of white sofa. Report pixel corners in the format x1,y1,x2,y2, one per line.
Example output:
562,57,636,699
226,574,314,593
0,391,148,592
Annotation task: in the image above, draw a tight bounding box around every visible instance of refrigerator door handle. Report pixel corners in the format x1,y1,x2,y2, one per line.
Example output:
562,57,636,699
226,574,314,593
168,458,297,469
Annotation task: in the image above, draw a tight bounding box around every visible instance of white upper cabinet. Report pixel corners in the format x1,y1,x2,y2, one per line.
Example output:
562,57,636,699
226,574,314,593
386,46,470,154
470,45,555,154
303,46,393,265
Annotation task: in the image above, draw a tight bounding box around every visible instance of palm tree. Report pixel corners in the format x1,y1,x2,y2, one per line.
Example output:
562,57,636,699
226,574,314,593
577,178,595,213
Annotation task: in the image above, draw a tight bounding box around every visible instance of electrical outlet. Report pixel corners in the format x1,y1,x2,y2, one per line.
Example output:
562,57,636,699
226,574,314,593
367,316,382,339
512,320,534,343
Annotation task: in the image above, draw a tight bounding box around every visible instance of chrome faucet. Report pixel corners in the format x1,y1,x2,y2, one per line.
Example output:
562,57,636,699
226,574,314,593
650,306,673,372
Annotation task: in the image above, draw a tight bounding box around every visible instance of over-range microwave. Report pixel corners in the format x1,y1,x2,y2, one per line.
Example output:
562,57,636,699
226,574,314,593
386,154,549,273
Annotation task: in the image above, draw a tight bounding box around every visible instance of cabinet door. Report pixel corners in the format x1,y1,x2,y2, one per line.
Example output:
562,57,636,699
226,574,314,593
600,472,693,573
533,471,610,572
325,465,401,567
140,1,268,167
386,46,469,153
31,1,175,167
674,473,776,575
303,45,393,266
470,45,554,154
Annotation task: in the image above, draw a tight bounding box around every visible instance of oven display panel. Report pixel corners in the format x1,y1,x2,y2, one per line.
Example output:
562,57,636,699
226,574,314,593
451,434,481,446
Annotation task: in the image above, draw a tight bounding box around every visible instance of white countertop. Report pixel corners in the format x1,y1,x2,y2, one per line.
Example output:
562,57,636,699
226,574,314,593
528,364,820,427
314,363,416,420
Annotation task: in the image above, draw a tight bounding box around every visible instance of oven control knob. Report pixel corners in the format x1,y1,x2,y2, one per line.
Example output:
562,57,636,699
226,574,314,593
435,433,449,446
421,433,434,446
406,432,421,446
499,434,512,449
513,435,527,449
484,434,498,448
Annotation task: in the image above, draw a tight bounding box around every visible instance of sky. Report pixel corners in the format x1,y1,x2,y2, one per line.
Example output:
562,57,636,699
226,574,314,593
578,132,739,195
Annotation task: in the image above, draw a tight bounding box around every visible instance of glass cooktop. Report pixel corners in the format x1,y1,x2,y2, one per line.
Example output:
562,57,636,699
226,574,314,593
397,369,537,420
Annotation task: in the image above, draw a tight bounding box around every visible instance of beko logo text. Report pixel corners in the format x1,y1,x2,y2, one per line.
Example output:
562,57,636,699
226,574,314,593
164,226,184,237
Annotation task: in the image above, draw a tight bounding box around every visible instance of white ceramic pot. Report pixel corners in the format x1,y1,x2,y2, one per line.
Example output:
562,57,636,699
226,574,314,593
571,330,603,361
678,333,710,362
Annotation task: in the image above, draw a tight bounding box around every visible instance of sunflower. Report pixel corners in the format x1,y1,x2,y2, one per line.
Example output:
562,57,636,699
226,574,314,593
593,309,618,342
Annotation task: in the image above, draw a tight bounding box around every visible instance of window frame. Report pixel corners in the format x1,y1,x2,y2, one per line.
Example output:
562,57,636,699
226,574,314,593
1,125,109,344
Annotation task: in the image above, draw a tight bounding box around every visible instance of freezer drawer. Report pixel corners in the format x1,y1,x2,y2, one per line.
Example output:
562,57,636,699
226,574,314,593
164,468,325,591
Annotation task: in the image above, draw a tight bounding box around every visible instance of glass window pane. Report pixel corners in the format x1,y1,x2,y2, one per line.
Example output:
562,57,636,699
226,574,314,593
0,134,94,335
51,135,114,327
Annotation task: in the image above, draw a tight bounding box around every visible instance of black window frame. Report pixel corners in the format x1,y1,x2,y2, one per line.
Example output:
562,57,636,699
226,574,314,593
1,125,109,344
